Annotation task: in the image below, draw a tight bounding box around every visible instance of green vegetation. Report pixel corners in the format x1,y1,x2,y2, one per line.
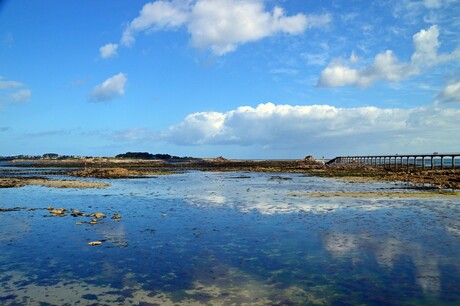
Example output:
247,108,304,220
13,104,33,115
115,152,193,160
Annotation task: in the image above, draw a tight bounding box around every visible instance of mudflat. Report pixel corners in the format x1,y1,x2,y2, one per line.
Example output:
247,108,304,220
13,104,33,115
292,191,460,198
0,177,110,188
2,157,460,189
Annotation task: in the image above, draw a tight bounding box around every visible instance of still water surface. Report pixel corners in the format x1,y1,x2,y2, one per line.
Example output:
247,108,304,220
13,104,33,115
1,171,460,305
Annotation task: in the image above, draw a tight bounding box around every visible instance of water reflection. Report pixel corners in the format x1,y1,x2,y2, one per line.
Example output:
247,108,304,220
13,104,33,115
1,171,459,304
323,231,443,294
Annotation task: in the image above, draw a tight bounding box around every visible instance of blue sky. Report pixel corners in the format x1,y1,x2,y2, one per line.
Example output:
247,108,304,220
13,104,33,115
0,0,459,159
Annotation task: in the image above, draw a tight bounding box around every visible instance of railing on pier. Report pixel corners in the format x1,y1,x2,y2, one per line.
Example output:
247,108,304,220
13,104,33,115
326,153,460,170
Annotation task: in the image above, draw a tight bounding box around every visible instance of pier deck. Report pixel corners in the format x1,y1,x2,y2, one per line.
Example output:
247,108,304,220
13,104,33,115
326,153,460,170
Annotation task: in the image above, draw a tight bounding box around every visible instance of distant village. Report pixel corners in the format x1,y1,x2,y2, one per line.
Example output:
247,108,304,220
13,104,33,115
0,152,195,161
0,153,89,161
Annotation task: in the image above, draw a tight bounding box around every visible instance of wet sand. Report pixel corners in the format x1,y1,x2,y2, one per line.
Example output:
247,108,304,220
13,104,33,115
292,191,460,198
0,177,110,188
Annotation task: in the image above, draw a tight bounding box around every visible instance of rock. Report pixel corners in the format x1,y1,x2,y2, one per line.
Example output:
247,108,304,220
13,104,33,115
112,214,122,220
49,208,66,215
88,241,102,246
90,212,105,218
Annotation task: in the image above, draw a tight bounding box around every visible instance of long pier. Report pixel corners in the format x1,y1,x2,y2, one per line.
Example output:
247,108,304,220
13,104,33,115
326,153,460,170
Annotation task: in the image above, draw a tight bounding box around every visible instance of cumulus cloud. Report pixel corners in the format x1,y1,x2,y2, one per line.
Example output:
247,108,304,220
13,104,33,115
99,43,119,59
437,81,460,102
118,0,330,55
121,0,189,46
89,73,127,102
160,102,460,154
318,25,460,87
187,0,313,55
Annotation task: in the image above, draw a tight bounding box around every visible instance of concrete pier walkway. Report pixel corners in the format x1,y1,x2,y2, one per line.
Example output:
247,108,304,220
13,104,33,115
326,153,460,170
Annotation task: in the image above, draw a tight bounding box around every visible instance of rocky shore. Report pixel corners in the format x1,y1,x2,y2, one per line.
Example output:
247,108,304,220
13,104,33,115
1,158,459,190
310,165,460,189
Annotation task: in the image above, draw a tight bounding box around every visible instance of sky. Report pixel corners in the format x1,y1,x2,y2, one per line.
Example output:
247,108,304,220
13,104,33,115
0,0,459,159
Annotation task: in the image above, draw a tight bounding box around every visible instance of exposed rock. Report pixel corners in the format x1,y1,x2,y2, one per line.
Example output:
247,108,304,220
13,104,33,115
304,155,315,161
88,241,102,246
49,208,66,216
67,168,140,179
90,212,105,219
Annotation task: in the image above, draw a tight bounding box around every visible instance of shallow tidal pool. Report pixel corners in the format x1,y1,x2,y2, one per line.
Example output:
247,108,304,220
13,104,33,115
1,171,460,305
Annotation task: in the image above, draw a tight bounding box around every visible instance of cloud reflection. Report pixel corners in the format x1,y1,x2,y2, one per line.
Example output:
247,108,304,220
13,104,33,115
322,232,442,294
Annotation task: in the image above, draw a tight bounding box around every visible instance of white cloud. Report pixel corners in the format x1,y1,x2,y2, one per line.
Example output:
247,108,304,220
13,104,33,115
438,81,460,102
317,62,360,87
119,0,330,55
121,0,189,46
9,89,31,103
109,128,156,142
349,50,360,64
89,73,127,102
423,0,443,9
188,1,310,55
423,0,442,9
318,25,460,87
302,52,329,66
0,76,32,105
99,43,119,59
393,0,449,20
0,79,24,90
161,102,460,154
164,111,226,145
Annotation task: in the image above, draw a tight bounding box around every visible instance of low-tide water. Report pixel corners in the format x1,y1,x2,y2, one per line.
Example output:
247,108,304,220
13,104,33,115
1,171,460,305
